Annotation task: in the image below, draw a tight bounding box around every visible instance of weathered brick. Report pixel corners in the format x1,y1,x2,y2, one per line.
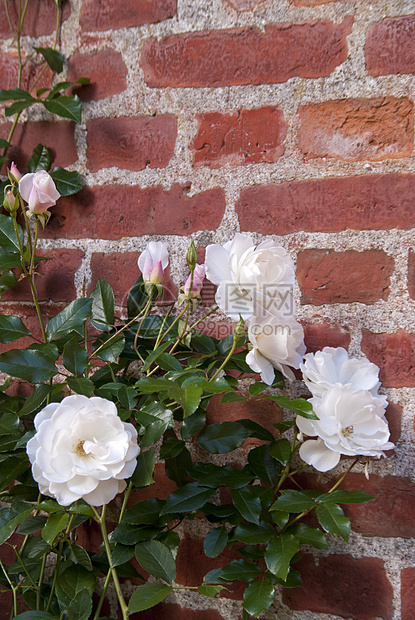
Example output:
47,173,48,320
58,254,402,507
193,106,286,168
86,115,177,172
224,0,266,10
298,97,414,161
0,121,77,172
237,174,415,234
67,50,127,101
80,0,176,32
206,394,283,445
408,249,415,299
43,185,226,239
385,401,402,445
89,252,177,306
128,464,178,504
282,554,393,620
141,18,352,87
0,0,70,37
1,249,83,304
0,54,53,97
361,329,415,388
297,249,394,305
303,322,351,352
402,568,415,620
293,0,338,4
366,15,415,77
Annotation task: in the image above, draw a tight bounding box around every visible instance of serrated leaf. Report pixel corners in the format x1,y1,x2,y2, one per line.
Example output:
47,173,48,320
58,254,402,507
34,47,65,73
318,490,375,504
0,88,35,101
0,213,24,252
0,504,33,545
204,526,228,558
265,533,300,581
66,543,93,571
316,503,351,542
270,490,319,513
67,376,94,397
248,444,281,485
93,334,125,363
197,421,248,453
13,613,59,619
198,585,225,598
62,337,88,376
135,540,176,583
5,99,35,116
55,565,96,607
127,275,149,319
0,269,17,292
243,580,275,618
269,438,291,465
132,449,156,488
0,315,31,343
220,559,261,582
90,278,115,332
289,524,328,549
232,522,275,545
0,348,56,382
43,95,82,123
128,583,172,613
167,383,203,417
67,589,92,620
231,488,262,525
46,298,92,341
42,512,69,545
266,395,317,419
49,167,83,196
160,482,213,514
220,392,247,403
27,143,51,173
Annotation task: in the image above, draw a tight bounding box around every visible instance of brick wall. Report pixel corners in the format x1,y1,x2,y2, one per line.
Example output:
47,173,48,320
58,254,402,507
1,0,415,618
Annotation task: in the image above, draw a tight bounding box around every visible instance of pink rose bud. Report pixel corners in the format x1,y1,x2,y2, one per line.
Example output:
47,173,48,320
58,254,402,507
184,264,205,297
149,260,164,285
18,170,60,214
10,162,21,182
3,190,18,213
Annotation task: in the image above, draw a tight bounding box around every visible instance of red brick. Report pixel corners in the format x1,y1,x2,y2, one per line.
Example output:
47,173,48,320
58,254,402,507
128,464,178,503
237,174,415,235
361,329,415,388
80,0,176,32
0,0,70,37
297,249,394,305
224,0,266,10
206,394,283,445
86,115,177,172
0,302,64,353
0,121,77,173
2,249,84,304
67,50,127,101
402,568,415,620
283,554,393,620
408,249,415,299
193,107,286,168
385,401,402,445
131,605,224,620
0,53,53,96
43,184,226,239
140,18,352,88
293,0,338,4
303,322,351,352
298,97,414,161
366,15,415,77
89,252,177,306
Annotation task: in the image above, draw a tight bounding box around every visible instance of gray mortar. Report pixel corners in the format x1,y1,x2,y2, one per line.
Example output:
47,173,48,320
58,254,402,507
1,0,415,617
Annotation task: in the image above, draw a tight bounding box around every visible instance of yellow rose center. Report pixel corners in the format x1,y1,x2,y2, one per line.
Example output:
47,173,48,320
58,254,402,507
75,440,87,456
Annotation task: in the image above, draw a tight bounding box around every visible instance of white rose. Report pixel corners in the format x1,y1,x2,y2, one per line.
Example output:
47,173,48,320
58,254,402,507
300,347,387,408
26,395,140,506
137,241,169,284
246,313,306,384
19,170,61,214
297,383,394,472
205,234,295,321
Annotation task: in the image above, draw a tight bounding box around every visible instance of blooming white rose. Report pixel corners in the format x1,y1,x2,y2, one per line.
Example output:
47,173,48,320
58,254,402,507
26,395,139,506
138,241,169,284
246,313,306,383
297,383,394,472
19,170,61,214
205,234,295,321
301,347,387,407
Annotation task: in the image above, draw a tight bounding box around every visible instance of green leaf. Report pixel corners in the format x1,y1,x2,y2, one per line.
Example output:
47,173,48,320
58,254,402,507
164,448,192,487
33,47,65,73
0,412,19,435
5,99,35,116
27,143,51,173
0,250,22,270
269,438,292,466
112,544,134,567
160,482,213,514
67,589,92,620
157,352,182,372
0,504,33,544
265,533,300,581
128,584,172,613
232,522,275,545
270,490,319,513
0,88,35,101
0,315,31,343
231,488,262,525
55,565,96,607
198,585,225,598
43,94,82,123
160,429,185,460
181,409,206,439
17,515,48,535
220,559,261,582
187,462,254,489
66,543,93,570
316,503,351,542
90,278,115,332
167,383,203,417
13,613,59,619
197,421,248,453
266,395,317,419
289,524,328,549
249,382,269,396
62,337,88,376
237,419,275,442
135,540,176,583
132,449,156,488
248,445,281,485
0,269,17,292
49,167,83,196
318,490,375,504
243,580,275,618
42,512,69,545
142,340,174,371
46,298,92,341
220,392,247,403
204,526,228,558
93,333,125,363
127,275,149,320
0,213,24,252
0,348,56,382
66,376,94,397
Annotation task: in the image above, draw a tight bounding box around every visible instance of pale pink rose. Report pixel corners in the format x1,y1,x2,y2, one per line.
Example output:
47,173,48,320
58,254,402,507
138,242,169,284
19,171,60,214
184,264,205,297
10,162,21,181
